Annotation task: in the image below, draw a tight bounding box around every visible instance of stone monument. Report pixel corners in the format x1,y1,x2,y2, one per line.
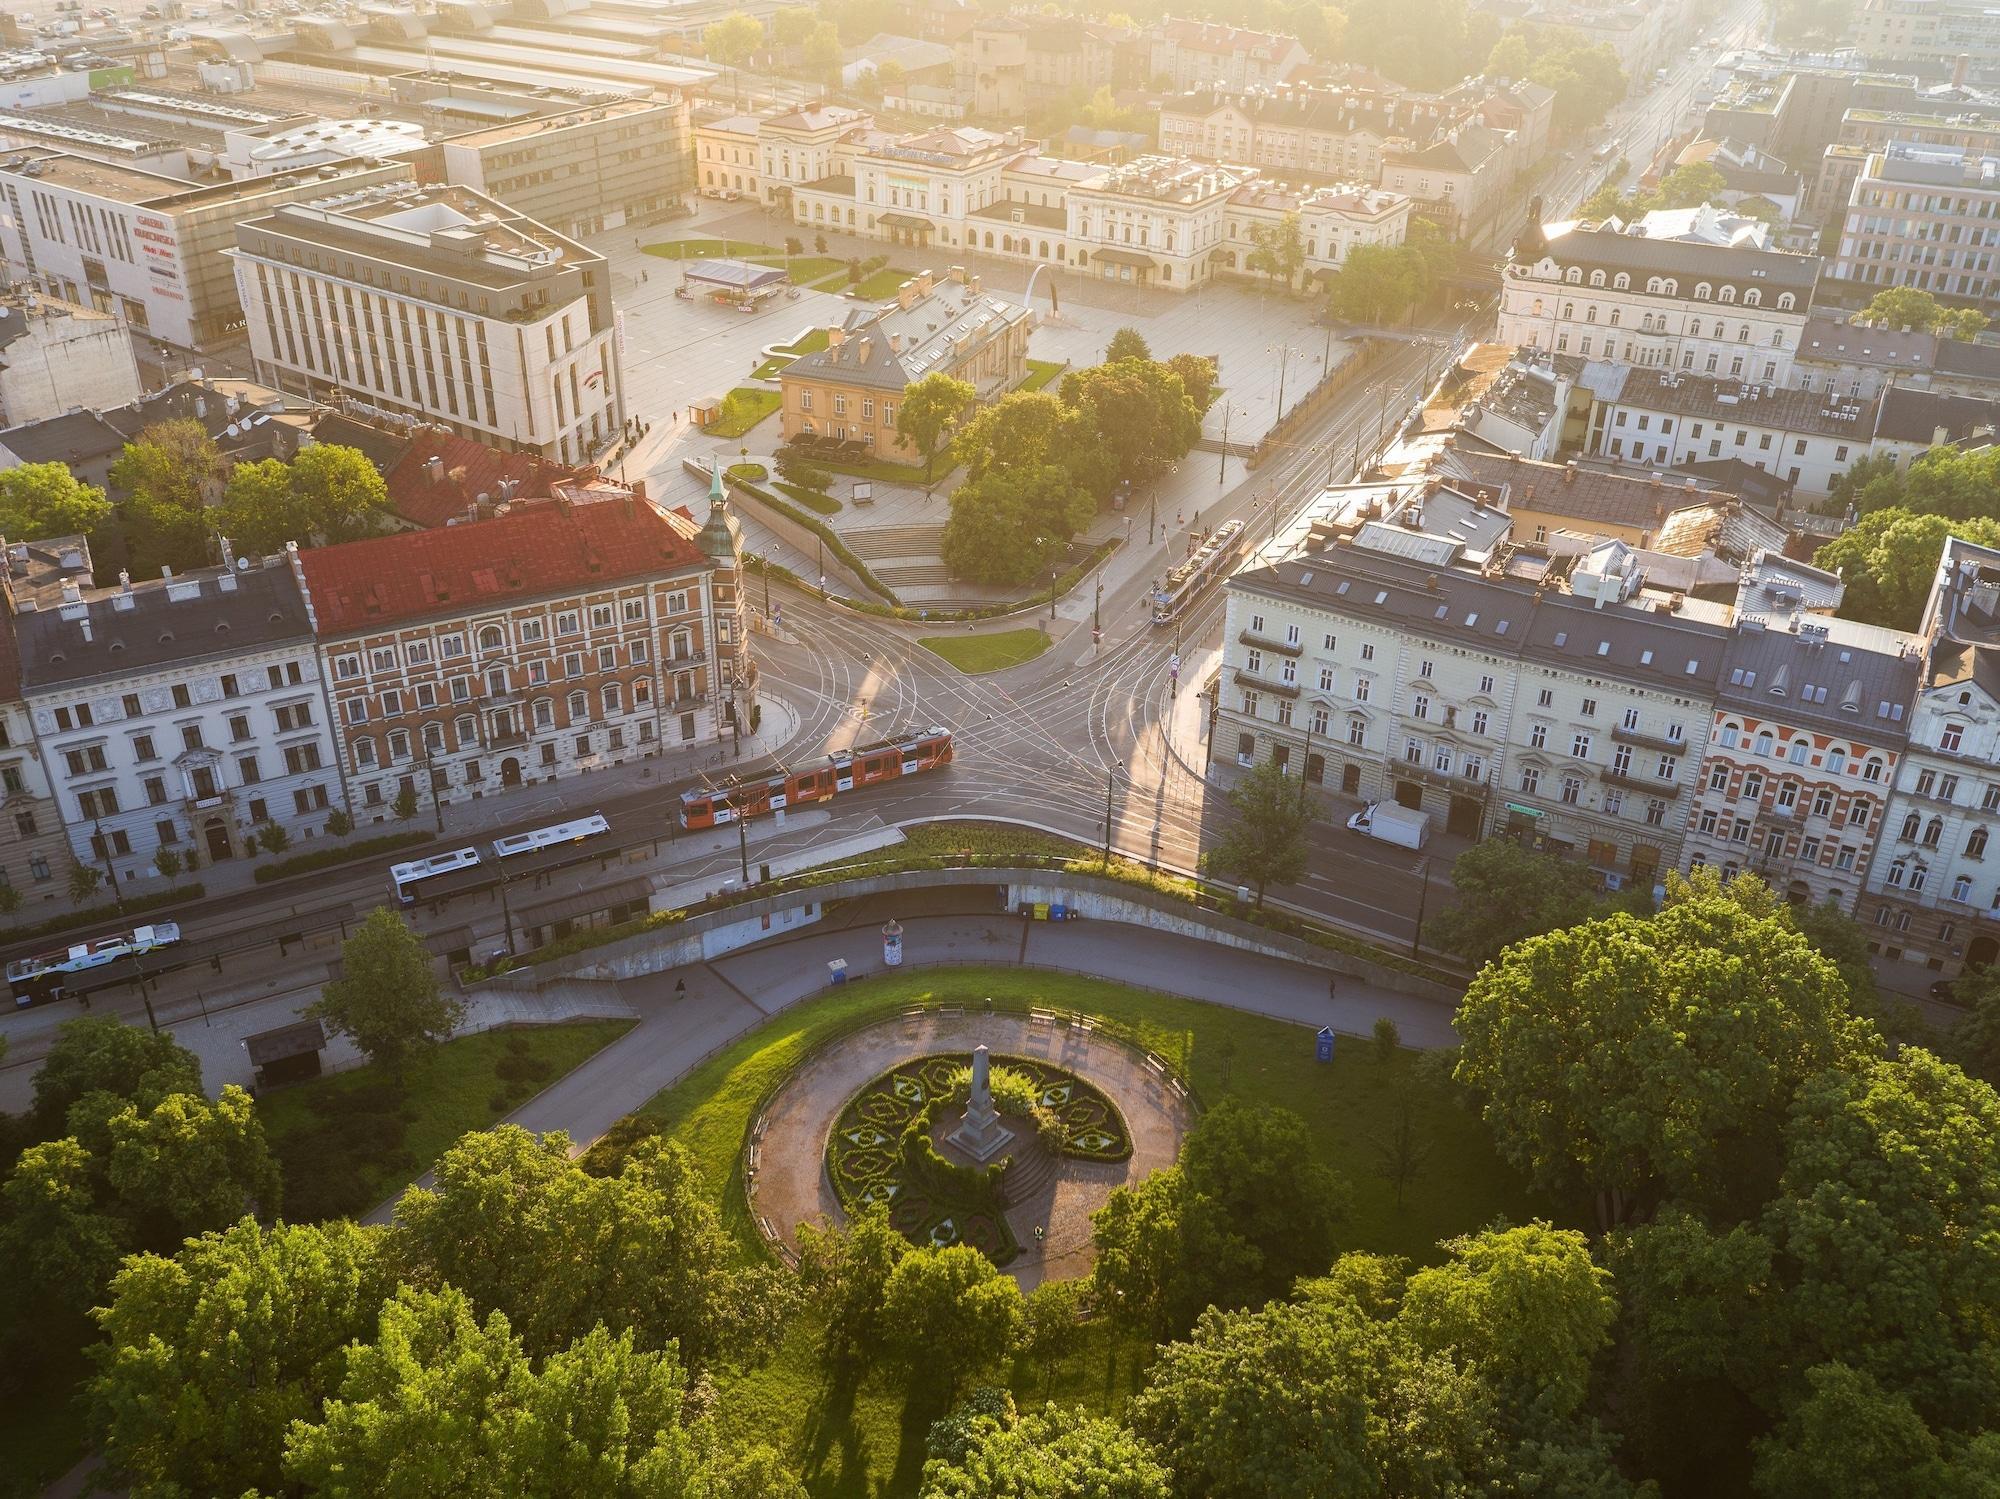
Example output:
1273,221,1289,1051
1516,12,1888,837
946,1044,1015,1162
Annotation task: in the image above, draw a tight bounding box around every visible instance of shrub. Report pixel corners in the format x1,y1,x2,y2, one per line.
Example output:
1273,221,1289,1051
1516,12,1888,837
153,848,183,879
255,824,291,855
1373,1016,1401,1063
494,1053,555,1086
324,809,353,838
1029,1104,1066,1152
0,883,203,946
252,831,432,884
488,1089,516,1114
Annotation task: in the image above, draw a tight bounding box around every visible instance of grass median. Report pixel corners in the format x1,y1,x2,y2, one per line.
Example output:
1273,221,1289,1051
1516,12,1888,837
918,627,1052,674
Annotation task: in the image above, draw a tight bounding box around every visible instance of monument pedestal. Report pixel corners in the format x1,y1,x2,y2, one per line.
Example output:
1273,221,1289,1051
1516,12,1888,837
946,1043,1015,1162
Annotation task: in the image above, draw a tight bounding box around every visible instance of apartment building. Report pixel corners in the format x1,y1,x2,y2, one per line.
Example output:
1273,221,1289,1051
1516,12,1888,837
1381,123,1517,245
1221,180,1413,282
954,16,1029,118
1145,19,1312,93
1830,141,2000,307
778,267,1030,453
296,495,746,826
231,182,625,466
431,97,693,239
693,112,762,199
0,293,142,427
1023,18,1127,102
1501,203,1820,381
1681,605,1918,909
1216,483,1729,886
1864,536,2000,970
1066,156,1247,291
1855,0,2000,74
0,149,415,349
0,543,75,908
1158,83,1470,183
13,542,345,885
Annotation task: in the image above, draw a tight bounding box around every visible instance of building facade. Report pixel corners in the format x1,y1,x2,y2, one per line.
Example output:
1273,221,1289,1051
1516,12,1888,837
1831,142,2000,307
231,182,625,466
693,112,762,199
1145,19,1311,93
1065,155,1247,291
296,496,750,827
0,293,142,427
14,544,346,886
0,544,75,910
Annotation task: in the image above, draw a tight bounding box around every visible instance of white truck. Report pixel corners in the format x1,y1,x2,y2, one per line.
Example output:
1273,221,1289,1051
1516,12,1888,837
1346,801,1431,850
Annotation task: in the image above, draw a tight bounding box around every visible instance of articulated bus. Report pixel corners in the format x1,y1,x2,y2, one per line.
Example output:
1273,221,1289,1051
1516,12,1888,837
7,922,183,1007
679,727,954,830
388,814,613,905
1152,518,1246,626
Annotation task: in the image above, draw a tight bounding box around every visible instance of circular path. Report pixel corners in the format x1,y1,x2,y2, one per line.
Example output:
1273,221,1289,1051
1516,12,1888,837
749,1010,1195,1290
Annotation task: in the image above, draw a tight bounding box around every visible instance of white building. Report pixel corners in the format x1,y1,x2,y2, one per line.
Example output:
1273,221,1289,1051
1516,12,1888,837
0,293,142,427
1222,179,1412,284
230,182,625,466
1500,203,1820,384
14,546,346,884
1066,155,1248,292
1145,19,1312,93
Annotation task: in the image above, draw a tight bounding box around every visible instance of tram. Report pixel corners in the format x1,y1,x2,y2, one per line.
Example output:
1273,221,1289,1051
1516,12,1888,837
678,726,954,830
388,814,613,905
1152,518,1246,626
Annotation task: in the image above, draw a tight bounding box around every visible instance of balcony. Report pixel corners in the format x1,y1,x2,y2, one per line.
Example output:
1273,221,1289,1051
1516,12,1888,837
1611,723,1687,753
1238,630,1303,657
488,730,528,750
1392,761,1493,798
1605,769,1682,798
1233,667,1300,699
183,787,233,812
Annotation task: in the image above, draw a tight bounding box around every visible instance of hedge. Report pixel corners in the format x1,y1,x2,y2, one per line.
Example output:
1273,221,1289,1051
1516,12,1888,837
772,479,840,515
252,831,433,885
0,882,206,946
726,475,901,604
461,906,687,984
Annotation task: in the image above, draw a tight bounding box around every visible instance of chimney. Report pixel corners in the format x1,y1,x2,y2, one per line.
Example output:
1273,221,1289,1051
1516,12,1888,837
896,279,919,310
160,565,174,581
1935,424,1950,446
916,269,934,297
1954,52,1970,88
119,571,131,592
426,455,445,483
827,326,846,348
1564,460,1578,484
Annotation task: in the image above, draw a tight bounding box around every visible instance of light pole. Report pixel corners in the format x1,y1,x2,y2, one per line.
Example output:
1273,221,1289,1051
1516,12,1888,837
1048,564,1058,620
1148,484,1157,547
1411,856,1433,958
1217,406,1230,485
1297,723,1316,814
736,791,751,885
1102,759,1122,866
1270,344,1293,421
1093,572,1102,639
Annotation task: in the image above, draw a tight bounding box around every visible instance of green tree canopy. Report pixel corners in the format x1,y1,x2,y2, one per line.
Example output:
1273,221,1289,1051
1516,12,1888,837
896,371,978,485
1341,0,1499,89
391,1125,786,1370
1164,353,1220,415
90,1217,394,1498
104,1085,282,1244
1105,327,1152,363
1454,872,1876,1224
215,444,391,554
1327,243,1432,324
879,1245,1023,1395
1854,286,1989,339
309,907,465,1071
108,419,225,576
803,20,843,84
702,11,764,66
1245,214,1308,289
940,462,1097,586
770,5,816,47
1429,838,1611,966
1844,445,2000,523
1752,1362,1957,1499
951,391,1112,495
1059,359,1201,490
0,462,111,541
1527,35,1627,133
2,1138,130,1329
1814,509,2000,628
1203,756,1317,907
31,1016,203,1139
795,1203,908,1366
1658,160,1728,208
920,1400,1171,1499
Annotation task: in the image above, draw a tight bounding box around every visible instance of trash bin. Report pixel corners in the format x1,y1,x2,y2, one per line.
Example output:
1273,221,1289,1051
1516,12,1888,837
828,958,849,986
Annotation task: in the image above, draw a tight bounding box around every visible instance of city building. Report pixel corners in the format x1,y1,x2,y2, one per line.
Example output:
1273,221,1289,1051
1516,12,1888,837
13,540,346,886
427,97,692,239
953,16,1028,118
791,124,1026,252
1022,18,1127,103
1681,597,1918,909
1830,141,2000,307
1381,122,1517,244
1065,155,1248,291
1145,18,1312,93
1221,180,1413,283
1855,0,2000,74
1158,81,1478,183
0,293,142,427
1788,314,1935,398
778,267,1030,453
1500,202,1820,382
1864,535,2000,970
755,103,873,211
693,111,762,199
1439,347,1576,460
296,492,749,827
0,543,76,908
0,150,415,350
230,181,625,466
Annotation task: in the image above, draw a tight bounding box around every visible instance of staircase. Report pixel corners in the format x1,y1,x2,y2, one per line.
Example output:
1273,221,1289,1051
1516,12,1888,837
844,523,947,560
1003,1146,1060,1204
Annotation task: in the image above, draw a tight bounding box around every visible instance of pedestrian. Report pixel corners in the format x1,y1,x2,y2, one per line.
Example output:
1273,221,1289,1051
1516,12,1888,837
1328,976,1338,1002
674,977,687,1000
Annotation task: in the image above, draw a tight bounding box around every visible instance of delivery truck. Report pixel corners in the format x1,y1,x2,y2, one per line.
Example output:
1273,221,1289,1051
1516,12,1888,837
1345,801,1431,850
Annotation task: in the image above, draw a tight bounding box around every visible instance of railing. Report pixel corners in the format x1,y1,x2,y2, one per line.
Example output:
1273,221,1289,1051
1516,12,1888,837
1611,723,1687,753
1238,630,1304,657
1232,667,1301,699
1605,769,1681,797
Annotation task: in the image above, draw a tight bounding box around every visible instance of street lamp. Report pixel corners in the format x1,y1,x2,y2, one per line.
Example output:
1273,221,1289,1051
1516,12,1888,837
1217,406,1231,485
1102,759,1122,866
1269,344,1294,421
1048,564,1058,620
1411,856,1433,958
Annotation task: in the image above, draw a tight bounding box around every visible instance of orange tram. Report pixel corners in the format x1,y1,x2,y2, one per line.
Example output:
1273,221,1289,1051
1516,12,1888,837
677,726,954,830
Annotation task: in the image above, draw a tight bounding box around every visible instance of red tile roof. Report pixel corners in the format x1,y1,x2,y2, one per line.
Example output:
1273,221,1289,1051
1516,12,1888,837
299,500,709,636
384,428,583,529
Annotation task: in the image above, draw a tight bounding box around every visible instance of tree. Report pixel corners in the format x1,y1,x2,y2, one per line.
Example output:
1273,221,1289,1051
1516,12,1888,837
1429,838,1608,966
1486,31,1531,78
1843,445,2000,523
1087,1168,1186,1339
391,782,419,821
1370,1091,1429,1207
1245,213,1308,290
1855,285,1989,339
1951,966,2000,1085
702,11,763,67
941,462,1096,585
109,419,225,576
1454,876,1876,1225
283,1285,750,1498
31,1016,203,1137
0,462,111,540
920,1401,1171,1499
1342,0,1498,90
1815,509,2000,628
391,1126,784,1370
796,1204,909,1366
1328,243,1430,325
67,861,102,903
1017,1280,1087,1394
803,20,843,85
770,5,816,48
1658,160,1728,209
1204,756,1316,907
1105,327,1152,364
952,391,1113,495
1761,1049,2000,1429
310,907,464,1071
2,1138,129,1328
1528,36,1628,133
214,444,391,554
879,1245,1023,1395
1164,352,1219,415
896,372,977,486
1059,359,1201,491
1753,1362,1953,1499
104,1085,283,1243
89,1218,393,1499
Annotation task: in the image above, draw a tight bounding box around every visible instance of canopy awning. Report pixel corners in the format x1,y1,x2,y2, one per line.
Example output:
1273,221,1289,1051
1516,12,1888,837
680,258,788,291
1089,247,1157,269
876,212,935,231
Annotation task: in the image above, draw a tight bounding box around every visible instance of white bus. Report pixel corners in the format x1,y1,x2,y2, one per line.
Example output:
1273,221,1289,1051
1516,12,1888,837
388,847,481,905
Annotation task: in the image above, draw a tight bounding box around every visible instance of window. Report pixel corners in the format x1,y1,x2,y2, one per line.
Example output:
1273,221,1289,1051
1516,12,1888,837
1531,723,1548,749
1472,710,1488,736
1646,799,1666,826
1348,717,1366,746
1943,722,1966,753
221,673,239,698
284,743,322,775
1561,775,1582,804
1975,828,1994,861
273,703,312,733
1657,755,1678,780
144,775,166,806
1413,696,1430,721
1520,766,1540,793
1354,678,1370,703
1572,732,1591,759
1537,688,1553,707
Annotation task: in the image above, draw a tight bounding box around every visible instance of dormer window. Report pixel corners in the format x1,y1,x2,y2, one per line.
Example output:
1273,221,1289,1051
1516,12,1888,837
1612,273,1630,290
1695,282,1713,300
1588,269,1606,287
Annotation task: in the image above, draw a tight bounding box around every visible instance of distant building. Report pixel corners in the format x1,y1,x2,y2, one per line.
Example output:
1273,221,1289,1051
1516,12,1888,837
1222,179,1413,284
778,267,1030,456
953,16,1028,119
693,111,762,200
230,182,625,466
0,294,142,428
0,543,75,906
1066,155,1248,292
1144,18,1311,93
1831,142,2000,308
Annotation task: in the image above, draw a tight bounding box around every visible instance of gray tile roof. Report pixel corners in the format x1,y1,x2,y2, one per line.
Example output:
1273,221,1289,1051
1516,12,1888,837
1531,222,1821,293
1715,618,1919,739
1874,385,2000,445
17,560,314,692
782,282,1029,393
1797,316,1935,370
1933,338,2000,384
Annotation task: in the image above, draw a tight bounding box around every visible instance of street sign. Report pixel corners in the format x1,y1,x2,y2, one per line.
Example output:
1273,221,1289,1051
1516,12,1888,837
1316,1027,1337,1063
1169,653,1181,673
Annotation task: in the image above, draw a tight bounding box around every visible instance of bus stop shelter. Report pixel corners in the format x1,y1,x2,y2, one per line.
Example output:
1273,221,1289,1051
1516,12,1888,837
676,258,790,309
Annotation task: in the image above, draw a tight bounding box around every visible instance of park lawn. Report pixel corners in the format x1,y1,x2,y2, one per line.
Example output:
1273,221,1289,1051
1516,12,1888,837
780,328,831,355
810,452,933,485
643,238,776,259
728,462,769,482
773,479,841,514
1017,358,1065,392
750,356,793,381
919,628,1051,674
847,267,916,300
705,388,782,439
258,1020,633,1221
749,254,846,283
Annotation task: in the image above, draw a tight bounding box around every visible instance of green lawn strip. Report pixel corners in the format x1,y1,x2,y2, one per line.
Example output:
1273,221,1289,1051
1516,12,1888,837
0,1342,91,1499
1017,359,1065,392
847,267,916,300
779,328,831,355
727,463,769,482
257,1020,634,1221
747,255,846,283
773,479,840,514
704,388,782,439
750,357,792,381
643,238,777,259
918,628,1052,674
613,966,1555,1269
803,452,935,485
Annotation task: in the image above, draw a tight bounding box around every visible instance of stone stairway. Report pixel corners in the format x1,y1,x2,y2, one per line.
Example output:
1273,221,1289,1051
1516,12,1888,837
844,523,947,560
1003,1146,1060,1205
874,561,956,587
